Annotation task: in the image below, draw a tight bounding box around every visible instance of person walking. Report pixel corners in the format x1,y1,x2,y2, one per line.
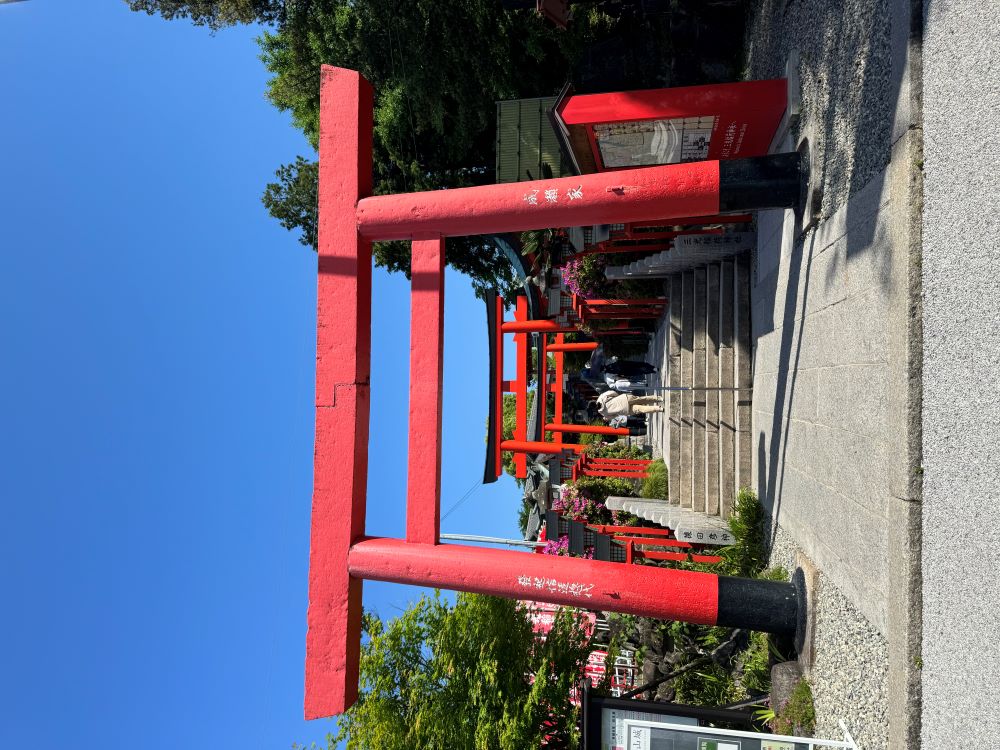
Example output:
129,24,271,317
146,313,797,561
595,389,664,419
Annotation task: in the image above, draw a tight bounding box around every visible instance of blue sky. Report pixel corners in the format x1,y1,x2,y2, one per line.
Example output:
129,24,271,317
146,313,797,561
0,3,522,747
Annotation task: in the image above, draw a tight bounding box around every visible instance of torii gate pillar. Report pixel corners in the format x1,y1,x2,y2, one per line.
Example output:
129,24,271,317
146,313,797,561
305,66,803,720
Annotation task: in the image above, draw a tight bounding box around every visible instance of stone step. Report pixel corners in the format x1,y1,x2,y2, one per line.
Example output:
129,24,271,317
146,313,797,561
656,258,751,519
604,497,734,546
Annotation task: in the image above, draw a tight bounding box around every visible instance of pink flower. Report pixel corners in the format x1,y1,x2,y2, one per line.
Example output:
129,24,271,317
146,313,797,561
543,535,570,556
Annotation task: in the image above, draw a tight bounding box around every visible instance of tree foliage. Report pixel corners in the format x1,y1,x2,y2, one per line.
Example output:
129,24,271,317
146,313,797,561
259,1,603,192
261,155,319,248
333,593,590,750
256,0,615,294
126,0,621,295
261,157,522,297
125,0,284,29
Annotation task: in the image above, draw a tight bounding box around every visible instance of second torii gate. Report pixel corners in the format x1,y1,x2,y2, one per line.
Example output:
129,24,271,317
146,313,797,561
306,66,805,720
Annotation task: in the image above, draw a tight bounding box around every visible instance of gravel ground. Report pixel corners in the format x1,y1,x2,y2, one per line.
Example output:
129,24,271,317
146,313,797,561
744,0,894,218
768,525,889,750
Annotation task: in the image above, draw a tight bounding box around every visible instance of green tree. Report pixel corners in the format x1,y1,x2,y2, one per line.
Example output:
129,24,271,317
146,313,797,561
262,156,521,297
261,155,318,248
125,0,284,29
258,0,615,294
259,1,598,192
334,592,590,750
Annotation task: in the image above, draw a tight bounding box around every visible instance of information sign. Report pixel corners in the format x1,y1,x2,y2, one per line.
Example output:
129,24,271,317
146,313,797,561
603,708,697,750
622,719,825,750
552,80,788,172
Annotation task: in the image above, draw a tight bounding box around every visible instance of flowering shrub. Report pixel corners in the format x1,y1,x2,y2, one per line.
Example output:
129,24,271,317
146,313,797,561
542,535,570,556
552,484,587,521
552,483,612,524
545,478,644,558
562,255,665,300
552,478,640,526
611,509,641,526
541,535,595,559
561,256,609,299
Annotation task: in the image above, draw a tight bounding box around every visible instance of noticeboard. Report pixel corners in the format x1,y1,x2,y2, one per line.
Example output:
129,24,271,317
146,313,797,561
604,707,698,750
552,80,787,173
623,719,813,750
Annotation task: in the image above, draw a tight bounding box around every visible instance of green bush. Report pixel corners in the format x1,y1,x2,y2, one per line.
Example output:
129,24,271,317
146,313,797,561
578,422,609,447
560,476,638,525
673,659,747,706
572,476,636,505
720,487,767,577
770,679,816,735
740,632,774,696
587,442,648,460
640,459,668,499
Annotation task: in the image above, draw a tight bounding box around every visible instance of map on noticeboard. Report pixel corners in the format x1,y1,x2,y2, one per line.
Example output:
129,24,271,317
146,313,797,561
623,721,806,750
698,739,743,750
593,116,717,168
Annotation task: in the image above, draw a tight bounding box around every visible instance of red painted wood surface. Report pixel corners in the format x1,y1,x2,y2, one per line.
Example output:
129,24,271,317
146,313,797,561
580,468,649,478
616,214,752,235
584,298,666,306
544,423,628,436
355,161,721,240
406,237,445,545
501,439,586,455
589,524,673,537
304,66,781,722
538,329,548,446
587,457,653,465
551,333,563,444
605,228,723,244
556,79,786,169
306,67,374,720
640,549,723,564
348,537,720,625
501,319,577,334
615,536,699,551
494,295,504,479
513,296,528,478
559,80,785,126
547,341,598,352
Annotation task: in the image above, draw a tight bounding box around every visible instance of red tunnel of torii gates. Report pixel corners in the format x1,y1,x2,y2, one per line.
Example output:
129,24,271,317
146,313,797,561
485,293,640,481
305,65,803,720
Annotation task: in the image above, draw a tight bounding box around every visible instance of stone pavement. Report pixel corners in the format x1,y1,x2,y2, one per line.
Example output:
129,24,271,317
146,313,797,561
744,0,924,747
640,0,925,747
642,3,1000,746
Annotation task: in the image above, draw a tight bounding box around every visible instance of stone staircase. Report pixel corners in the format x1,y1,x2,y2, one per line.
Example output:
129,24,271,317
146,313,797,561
604,497,734,546
646,254,754,519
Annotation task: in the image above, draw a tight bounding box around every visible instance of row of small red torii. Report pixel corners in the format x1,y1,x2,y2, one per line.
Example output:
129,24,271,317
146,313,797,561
306,65,802,720
492,220,756,481
490,293,659,482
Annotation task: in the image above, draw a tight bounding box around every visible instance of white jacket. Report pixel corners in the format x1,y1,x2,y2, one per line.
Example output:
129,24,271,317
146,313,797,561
596,390,631,419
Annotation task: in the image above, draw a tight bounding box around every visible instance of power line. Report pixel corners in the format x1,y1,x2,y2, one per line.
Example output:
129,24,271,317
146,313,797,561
440,478,482,521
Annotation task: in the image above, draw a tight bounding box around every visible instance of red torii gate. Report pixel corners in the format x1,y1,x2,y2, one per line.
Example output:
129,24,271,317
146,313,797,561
486,297,632,482
306,66,803,720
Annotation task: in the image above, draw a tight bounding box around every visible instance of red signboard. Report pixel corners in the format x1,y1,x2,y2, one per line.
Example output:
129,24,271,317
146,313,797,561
553,80,787,172
523,599,597,639
537,0,570,29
